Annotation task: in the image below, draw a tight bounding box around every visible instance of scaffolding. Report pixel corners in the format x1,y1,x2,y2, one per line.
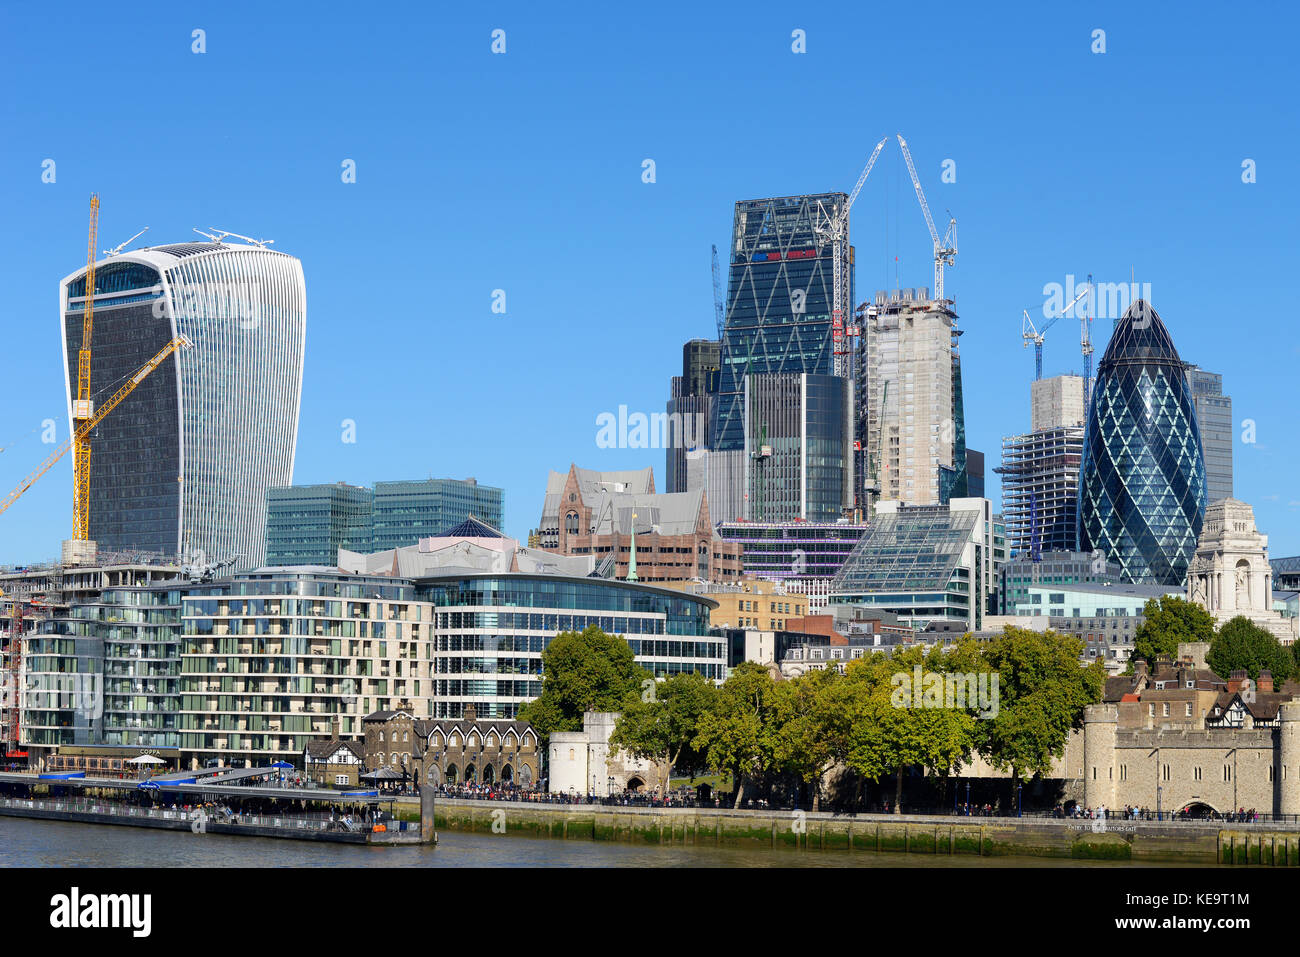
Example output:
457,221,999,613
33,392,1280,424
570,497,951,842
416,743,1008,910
995,426,1085,558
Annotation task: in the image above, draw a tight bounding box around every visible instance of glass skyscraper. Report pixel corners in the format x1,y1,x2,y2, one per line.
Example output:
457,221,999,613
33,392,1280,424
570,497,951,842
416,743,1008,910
708,193,854,523
1078,301,1207,586
1184,365,1233,504
60,242,306,568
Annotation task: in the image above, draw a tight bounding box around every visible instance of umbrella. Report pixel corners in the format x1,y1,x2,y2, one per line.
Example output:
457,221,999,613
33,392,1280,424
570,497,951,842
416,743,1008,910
269,761,294,769
127,755,164,765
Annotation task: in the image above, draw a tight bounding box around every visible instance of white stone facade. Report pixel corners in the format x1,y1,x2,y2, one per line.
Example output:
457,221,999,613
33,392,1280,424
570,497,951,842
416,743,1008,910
1187,499,1298,644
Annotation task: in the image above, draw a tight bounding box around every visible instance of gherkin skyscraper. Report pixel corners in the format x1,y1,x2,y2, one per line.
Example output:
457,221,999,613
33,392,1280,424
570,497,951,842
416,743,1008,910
1078,300,1206,586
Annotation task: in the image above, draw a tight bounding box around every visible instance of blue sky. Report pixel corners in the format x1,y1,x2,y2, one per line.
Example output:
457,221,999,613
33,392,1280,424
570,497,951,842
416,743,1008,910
0,0,1295,561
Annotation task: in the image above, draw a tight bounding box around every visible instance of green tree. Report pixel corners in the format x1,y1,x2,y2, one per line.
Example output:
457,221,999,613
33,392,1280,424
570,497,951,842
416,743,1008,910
979,627,1105,801
769,667,853,811
1208,616,1295,684
517,625,646,743
608,671,717,792
1132,596,1216,667
841,646,980,813
693,662,782,808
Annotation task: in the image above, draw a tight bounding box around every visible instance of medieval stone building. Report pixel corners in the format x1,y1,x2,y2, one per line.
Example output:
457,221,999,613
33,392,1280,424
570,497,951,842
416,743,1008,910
363,704,541,789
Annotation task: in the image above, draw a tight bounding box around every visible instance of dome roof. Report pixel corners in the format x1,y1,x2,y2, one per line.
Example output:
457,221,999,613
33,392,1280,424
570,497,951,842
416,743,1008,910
1099,300,1182,368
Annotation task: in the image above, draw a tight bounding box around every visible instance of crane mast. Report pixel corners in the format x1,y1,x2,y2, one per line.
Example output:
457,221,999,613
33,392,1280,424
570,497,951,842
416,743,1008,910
0,336,192,520
897,135,957,302
711,244,725,341
817,137,887,378
1022,283,1089,380
72,195,100,543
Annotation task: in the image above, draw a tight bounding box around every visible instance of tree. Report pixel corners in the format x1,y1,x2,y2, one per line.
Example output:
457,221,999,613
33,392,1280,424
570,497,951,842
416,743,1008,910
979,627,1105,801
1208,616,1295,684
1132,596,1216,667
517,625,646,743
693,662,782,808
769,667,853,811
841,646,980,813
608,671,717,792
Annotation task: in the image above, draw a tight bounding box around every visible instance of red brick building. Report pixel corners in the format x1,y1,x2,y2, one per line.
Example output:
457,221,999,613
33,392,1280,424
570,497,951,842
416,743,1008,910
534,464,743,583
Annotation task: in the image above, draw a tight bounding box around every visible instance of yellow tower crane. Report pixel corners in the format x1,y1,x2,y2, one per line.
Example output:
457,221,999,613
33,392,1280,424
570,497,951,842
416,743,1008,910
71,194,100,544
0,335,192,520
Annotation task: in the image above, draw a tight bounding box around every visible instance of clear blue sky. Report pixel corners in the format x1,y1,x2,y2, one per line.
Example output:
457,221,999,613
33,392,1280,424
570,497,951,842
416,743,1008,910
0,0,1295,561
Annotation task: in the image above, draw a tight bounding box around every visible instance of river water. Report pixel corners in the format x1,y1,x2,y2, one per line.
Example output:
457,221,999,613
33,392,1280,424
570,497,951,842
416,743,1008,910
0,817,1177,867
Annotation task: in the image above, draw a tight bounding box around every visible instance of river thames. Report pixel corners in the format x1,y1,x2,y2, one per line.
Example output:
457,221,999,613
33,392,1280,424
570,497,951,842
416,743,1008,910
0,817,1184,867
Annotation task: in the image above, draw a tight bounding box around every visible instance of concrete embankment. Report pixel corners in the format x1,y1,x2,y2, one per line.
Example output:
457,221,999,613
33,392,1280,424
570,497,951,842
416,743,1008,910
421,798,1300,865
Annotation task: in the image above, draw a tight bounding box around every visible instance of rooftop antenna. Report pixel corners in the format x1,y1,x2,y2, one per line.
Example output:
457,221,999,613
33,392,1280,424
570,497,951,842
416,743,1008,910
210,228,274,248
103,226,149,257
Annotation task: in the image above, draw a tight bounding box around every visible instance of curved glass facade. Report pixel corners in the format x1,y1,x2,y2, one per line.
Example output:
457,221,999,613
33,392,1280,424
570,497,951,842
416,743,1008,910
1078,301,1206,586
62,244,305,566
417,574,723,719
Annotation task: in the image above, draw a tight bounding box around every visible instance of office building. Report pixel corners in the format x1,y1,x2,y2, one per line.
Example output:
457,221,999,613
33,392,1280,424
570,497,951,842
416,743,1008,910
371,478,504,552
1079,301,1207,586
997,550,1124,615
265,483,374,566
60,241,306,568
535,464,742,582
829,498,1001,632
1011,580,1182,669
717,520,868,612
657,578,808,631
1184,365,1233,504
709,193,854,525
664,340,719,494
997,375,1086,559
339,525,725,720
745,372,850,522
264,478,503,566
861,289,968,508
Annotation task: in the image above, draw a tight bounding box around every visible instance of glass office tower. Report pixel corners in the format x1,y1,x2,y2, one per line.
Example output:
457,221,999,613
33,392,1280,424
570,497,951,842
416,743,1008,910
60,242,306,567
370,479,505,552
1078,301,1207,586
265,483,374,565
709,193,853,523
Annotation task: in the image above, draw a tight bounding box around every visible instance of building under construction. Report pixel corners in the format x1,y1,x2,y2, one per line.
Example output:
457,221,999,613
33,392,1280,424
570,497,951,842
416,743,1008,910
996,374,1087,559
996,426,1085,558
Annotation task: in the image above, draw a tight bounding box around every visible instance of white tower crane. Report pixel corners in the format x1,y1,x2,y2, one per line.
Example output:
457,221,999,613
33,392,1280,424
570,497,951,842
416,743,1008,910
897,134,957,302
815,136,888,377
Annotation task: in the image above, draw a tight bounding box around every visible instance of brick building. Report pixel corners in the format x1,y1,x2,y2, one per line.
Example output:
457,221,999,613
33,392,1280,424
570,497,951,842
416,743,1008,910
363,705,541,789
534,464,742,582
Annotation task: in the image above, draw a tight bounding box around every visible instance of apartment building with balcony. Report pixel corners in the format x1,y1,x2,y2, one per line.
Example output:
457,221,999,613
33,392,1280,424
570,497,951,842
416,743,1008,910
177,569,434,768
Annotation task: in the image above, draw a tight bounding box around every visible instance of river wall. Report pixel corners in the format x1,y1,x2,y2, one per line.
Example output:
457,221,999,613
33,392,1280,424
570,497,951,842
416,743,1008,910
424,797,1300,865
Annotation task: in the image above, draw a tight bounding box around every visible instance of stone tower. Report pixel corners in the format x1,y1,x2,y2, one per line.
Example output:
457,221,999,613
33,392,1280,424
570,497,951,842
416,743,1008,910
1187,498,1297,643
1082,703,1118,810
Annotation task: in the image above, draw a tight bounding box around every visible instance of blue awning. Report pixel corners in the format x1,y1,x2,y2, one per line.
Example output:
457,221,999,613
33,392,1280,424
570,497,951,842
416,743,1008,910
38,772,85,780
340,790,379,798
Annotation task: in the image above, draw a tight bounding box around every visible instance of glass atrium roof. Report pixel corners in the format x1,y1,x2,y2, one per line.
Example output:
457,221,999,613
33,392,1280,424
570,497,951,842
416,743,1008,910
830,507,980,595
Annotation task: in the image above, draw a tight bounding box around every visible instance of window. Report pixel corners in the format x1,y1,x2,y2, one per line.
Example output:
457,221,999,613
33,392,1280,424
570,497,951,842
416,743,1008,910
335,774,349,786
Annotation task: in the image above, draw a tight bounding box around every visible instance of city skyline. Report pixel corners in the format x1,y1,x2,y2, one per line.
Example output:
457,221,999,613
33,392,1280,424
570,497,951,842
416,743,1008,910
1,3,1294,563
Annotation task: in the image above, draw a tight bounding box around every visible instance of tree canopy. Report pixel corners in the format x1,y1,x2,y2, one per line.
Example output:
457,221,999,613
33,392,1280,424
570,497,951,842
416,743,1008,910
1132,596,1216,666
517,625,647,741
1208,616,1295,684
608,671,718,790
